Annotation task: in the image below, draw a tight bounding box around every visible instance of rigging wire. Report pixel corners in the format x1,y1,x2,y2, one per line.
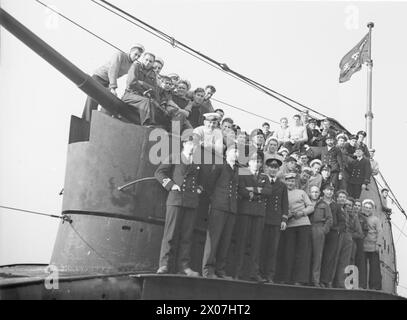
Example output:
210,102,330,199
375,178,407,247
375,174,406,218
395,220,407,245
33,0,281,124
89,0,323,117
212,98,280,125
244,79,328,118
0,205,64,220
4,203,404,271
0,204,119,269
34,0,124,53
68,222,119,270
2,204,404,284
89,0,308,115
398,283,407,291
375,178,400,211
391,222,407,240
31,0,405,217
378,171,406,217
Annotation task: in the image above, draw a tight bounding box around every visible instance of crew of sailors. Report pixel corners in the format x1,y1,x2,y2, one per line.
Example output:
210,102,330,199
83,46,387,290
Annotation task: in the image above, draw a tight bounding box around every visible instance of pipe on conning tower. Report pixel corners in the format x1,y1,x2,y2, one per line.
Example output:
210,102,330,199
0,8,139,123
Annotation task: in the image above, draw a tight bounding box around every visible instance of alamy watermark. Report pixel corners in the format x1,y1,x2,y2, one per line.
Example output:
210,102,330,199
344,5,360,30
43,4,60,30
44,265,59,290
344,265,359,290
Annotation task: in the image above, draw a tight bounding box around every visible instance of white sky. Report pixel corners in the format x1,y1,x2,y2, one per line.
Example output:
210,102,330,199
1,0,407,297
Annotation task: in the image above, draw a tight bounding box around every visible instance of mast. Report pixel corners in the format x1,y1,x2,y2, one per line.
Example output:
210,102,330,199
365,22,374,148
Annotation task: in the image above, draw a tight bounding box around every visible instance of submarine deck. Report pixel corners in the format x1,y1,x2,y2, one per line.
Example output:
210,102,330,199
0,264,404,300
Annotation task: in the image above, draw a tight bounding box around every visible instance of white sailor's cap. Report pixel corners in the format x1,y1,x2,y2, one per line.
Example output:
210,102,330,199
362,199,375,207
310,159,322,167
285,172,297,180
336,133,348,141
278,147,289,154
265,136,278,145
130,44,145,52
142,52,156,59
155,57,164,66
203,112,221,121
167,73,180,80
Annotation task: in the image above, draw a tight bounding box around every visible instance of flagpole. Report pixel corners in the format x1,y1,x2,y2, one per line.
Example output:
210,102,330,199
366,22,374,149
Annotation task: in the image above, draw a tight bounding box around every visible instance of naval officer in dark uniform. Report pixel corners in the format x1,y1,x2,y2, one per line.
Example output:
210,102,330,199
202,147,240,278
306,132,344,190
259,156,289,283
234,151,272,282
347,145,372,199
155,132,203,276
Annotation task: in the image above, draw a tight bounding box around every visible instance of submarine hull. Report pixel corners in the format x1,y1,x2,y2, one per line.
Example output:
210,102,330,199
0,265,403,300
48,112,398,295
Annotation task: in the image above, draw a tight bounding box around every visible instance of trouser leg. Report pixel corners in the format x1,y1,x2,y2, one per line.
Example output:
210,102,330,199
215,213,236,275
121,92,152,125
293,225,312,283
159,205,182,270
202,209,227,276
283,141,294,153
331,172,339,191
82,75,109,122
171,111,193,133
260,225,271,277
274,228,287,282
291,141,302,153
335,233,353,288
247,216,265,278
350,240,357,265
320,230,340,285
347,183,354,199
261,225,281,281
339,170,348,191
355,239,367,289
347,183,362,200
280,227,296,283
177,207,198,271
351,183,362,199
234,215,249,278
311,225,326,284
331,232,344,287
367,251,382,290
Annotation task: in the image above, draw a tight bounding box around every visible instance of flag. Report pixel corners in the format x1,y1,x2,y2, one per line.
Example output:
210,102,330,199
339,33,370,83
